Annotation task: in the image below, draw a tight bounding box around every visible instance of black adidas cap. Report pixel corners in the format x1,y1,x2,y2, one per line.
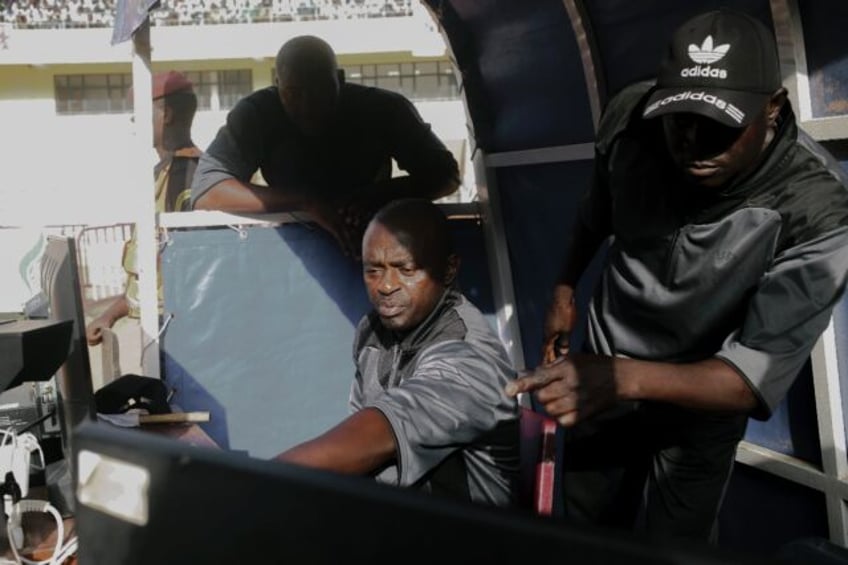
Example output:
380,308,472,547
642,9,781,127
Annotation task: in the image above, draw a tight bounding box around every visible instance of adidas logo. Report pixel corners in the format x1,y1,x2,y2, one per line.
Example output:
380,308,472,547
688,35,730,64
680,35,731,80
681,65,727,79
644,90,746,125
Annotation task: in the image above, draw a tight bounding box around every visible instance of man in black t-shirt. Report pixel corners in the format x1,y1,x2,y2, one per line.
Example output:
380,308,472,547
191,35,460,258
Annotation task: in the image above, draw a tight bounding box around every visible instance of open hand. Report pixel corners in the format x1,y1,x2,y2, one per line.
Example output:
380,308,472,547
305,199,362,260
338,191,388,239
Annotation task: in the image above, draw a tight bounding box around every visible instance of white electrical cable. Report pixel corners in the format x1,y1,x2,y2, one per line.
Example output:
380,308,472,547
1,428,17,473
0,430,76,565
0,429,15,448
0,427,46,500
0,427,21,498
49,535,77,565
7,499,65,565
139,311,175,359
17,434,44,473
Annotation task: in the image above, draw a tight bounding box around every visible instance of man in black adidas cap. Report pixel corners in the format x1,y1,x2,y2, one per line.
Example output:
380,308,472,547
508,9,848,542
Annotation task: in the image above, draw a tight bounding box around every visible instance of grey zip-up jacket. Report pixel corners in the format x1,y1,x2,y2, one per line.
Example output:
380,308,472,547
581,81,848,419
351,288,519,506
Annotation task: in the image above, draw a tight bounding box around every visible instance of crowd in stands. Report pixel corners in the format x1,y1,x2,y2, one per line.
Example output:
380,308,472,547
0,0,112,28
0,0,413,29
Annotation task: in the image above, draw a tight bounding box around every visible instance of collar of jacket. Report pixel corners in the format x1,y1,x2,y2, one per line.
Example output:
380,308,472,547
715,101,798,200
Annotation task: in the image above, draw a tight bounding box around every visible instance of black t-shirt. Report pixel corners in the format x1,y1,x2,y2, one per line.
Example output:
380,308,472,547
191,83,459,205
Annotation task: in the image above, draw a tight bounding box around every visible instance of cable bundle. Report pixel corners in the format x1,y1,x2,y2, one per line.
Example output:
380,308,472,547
0,428,76,565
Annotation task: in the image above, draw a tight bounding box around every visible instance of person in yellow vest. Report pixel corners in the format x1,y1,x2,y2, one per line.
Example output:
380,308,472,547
86,71,200,346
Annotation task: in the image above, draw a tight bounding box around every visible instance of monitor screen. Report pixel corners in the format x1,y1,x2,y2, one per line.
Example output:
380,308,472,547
73,422,754,564
40,235,96,513
0,318,73,390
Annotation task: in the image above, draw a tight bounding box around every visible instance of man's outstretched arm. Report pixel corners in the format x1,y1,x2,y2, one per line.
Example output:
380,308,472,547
507,355,758,427
194,174,359,257
193,177,307,213
274,408,397,475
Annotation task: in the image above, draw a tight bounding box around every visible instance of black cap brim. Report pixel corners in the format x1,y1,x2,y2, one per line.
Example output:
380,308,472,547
642,86,771,127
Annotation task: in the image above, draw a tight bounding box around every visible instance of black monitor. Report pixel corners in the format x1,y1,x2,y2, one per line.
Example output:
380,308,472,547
72,422,763,564
0,318,73,390
40,235,97,514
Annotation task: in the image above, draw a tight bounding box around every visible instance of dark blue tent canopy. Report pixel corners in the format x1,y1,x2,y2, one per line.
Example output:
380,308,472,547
418,0,848,554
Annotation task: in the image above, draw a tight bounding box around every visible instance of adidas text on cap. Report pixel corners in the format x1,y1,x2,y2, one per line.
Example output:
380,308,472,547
642,9,781,127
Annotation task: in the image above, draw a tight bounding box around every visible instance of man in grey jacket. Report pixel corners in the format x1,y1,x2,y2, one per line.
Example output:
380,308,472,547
275,198,519,507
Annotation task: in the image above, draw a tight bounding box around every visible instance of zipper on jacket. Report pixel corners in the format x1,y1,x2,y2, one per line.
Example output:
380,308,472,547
387,343,402,388
662,228,682,287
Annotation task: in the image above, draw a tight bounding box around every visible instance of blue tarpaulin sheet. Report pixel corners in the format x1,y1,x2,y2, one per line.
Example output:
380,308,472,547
160,218,495,457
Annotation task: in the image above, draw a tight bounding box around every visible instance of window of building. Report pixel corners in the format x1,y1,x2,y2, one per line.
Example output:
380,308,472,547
55,73,133,114
799,2,848,119
183,69,253,111
54,69,252,115
269,59,473,201
341,60,458,100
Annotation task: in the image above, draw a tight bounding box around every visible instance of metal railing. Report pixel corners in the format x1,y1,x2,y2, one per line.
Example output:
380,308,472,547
74,223,134,303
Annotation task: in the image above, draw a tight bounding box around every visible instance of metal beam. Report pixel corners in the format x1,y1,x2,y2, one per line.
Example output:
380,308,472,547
474,150,527,374
770,0,813,121
130,20,160,380
420,2,527,373
737,441,833,492
562,0,605,131
485,144,594,168
810,322,848,545
799,116,848,142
